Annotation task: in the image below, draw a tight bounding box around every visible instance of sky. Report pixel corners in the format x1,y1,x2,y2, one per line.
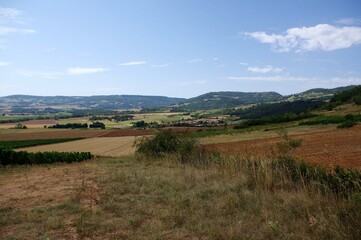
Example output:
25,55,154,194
0,0,361,98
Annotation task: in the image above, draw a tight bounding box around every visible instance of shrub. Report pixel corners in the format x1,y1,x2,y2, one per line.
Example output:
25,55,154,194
337,120,357,129
134,130,199,162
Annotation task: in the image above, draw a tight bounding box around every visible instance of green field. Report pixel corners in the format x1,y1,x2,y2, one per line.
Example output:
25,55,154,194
0,138,84,149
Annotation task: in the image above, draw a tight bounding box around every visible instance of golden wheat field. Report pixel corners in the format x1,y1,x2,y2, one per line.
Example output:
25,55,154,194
18,137,137,157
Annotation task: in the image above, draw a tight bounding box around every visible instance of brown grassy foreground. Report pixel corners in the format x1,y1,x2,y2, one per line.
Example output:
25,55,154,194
1,155,360,239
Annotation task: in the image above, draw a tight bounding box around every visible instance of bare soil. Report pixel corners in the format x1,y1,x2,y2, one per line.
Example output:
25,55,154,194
0,161,100,211
0,129,155,140
204,125,361,169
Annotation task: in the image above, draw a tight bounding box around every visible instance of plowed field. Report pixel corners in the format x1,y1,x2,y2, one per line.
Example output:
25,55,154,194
0,129,154,141
18,137,136,157
204,125,361,169
0,129,110,140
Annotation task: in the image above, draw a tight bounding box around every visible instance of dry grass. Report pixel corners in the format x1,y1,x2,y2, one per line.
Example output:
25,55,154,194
1,155,360,239
319,103,361,116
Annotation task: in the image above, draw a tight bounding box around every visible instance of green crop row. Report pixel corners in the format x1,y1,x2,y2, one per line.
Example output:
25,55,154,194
0,138,84,149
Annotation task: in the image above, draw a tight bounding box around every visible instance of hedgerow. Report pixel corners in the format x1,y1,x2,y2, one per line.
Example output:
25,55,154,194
0,147,92,166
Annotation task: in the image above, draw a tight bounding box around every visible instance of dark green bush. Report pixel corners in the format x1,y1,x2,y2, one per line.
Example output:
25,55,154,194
300,114,361,126
134,130,199,162
337,120,357,129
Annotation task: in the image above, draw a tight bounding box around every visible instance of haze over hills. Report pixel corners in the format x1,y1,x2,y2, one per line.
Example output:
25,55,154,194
0,86,357,114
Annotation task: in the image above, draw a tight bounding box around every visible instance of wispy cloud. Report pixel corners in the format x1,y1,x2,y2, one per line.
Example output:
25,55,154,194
247,65,283,73
335,18,361,26
151,63,172,68
239,62,248,66
0,26,35,35
228,75,313,82
118,61,147,66
187,58,203,63
213,57,219,61
15,70,63,79
0,7,22,24
246,24,361,52
228,75,361,85
66,67,110,75
0,7,35,48
42,48,56,53
0,60,10,66
181,80,207,86
14,67,109,78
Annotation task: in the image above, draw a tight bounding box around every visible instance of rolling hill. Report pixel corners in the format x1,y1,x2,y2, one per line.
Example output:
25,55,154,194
0,95,186,114
1,86,358,114
171,91,283,110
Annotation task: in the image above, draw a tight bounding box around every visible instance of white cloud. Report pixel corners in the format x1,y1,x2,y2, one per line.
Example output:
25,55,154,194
246,24,361,52
118,61,147,66
66,67,110,75
247,65,283,73
187,58,203,63
151,63,172,68
0,60,10,66
239,62,248,66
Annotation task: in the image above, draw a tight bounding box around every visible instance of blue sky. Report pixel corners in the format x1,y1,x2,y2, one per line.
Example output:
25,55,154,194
1,0,361,98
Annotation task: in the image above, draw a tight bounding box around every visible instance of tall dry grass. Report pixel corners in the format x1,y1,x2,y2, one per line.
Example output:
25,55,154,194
1,130,360,239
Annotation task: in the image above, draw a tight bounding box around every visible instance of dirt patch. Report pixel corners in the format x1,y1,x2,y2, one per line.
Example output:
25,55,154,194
98,129,154,137
204,125,361,169
0,161,100,211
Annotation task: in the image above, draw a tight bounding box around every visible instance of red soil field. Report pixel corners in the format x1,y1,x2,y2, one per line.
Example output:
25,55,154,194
204,125,361,169
98,129,154,137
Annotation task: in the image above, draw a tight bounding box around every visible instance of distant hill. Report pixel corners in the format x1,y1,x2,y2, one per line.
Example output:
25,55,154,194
284,86,356,101
0,95,185,114
171,91,283,110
